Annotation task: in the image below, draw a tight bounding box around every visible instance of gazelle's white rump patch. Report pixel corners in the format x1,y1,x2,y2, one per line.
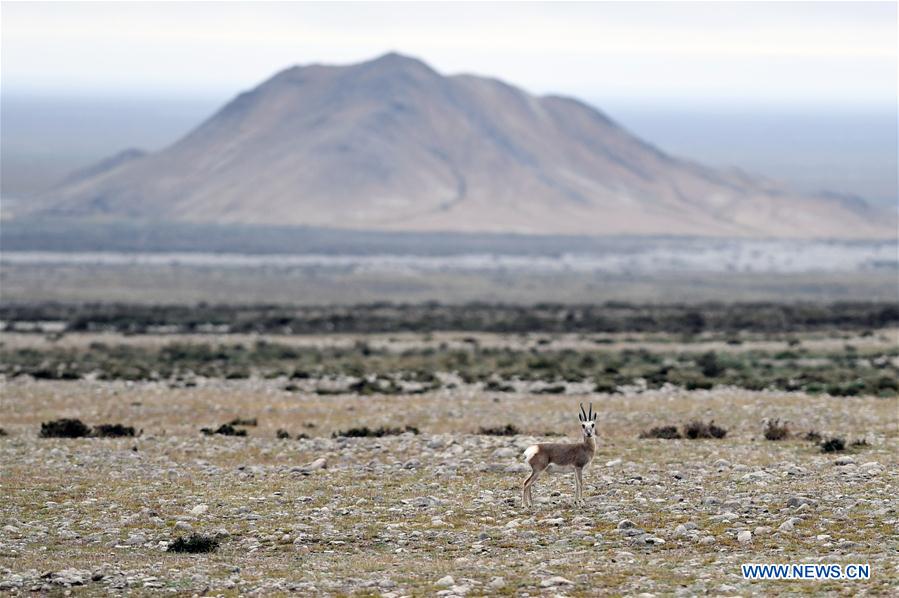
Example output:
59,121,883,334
523,445,539,461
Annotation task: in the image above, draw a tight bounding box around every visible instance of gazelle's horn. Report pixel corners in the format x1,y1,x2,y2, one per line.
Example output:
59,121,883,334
589,402,594,421
579,402,587,422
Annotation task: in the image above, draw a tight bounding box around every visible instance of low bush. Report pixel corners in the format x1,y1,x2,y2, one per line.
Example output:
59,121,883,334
684,420,727,439
332,425,419,438
639,425,681,440
478,424,521,436
227,417,257,427
804,430,822,442
40,418,91,438
764,419,790,441
484,380,515,392
166,534,219,554
534,384,566,395
820,437,846,453
93,423,137,438
200,424,247,437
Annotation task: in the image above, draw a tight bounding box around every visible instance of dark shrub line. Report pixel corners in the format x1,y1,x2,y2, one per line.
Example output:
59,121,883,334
5,301,897,335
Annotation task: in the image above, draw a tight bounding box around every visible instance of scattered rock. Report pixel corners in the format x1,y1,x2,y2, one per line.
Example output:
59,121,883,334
617,519,636,530
540,576,574,587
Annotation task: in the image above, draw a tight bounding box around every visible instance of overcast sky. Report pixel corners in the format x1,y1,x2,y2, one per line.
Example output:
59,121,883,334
2,1,896,108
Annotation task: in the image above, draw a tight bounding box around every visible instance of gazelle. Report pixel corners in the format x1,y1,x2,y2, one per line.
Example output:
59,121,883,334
522,403,597,507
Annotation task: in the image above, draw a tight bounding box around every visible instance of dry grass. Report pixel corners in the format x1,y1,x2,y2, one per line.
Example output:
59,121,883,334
1,336,897,595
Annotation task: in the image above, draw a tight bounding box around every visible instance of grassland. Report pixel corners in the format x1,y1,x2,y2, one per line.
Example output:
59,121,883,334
1,321,897,595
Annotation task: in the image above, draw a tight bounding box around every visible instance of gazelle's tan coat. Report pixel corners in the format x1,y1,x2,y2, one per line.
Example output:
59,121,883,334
522,403,597,507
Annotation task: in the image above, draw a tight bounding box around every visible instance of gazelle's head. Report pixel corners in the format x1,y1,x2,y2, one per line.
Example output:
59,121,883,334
579,402,597,438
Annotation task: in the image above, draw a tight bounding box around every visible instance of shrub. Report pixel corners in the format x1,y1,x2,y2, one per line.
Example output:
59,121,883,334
764,419,790,441
276,429,291,439
332,425,419,438
166,534,219,554
684,420,727,439
93,423,137,438
40,418,91,438
850,438,869,448
200,424,247,437
804,430,822,443
593,380,619,393
227,417,257,427
639,425,681,440
484,380,515,392
696,351,724,378
478,424,521,436
820,437,846,453
535,384,566,395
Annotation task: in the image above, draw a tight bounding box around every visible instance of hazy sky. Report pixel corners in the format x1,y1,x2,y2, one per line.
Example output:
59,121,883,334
2,1,896,107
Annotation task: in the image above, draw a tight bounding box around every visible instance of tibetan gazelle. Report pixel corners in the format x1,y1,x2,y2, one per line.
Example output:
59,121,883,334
522,402,597,507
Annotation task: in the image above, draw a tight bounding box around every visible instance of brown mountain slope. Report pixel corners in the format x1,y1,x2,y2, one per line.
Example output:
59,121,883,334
34,52,892,238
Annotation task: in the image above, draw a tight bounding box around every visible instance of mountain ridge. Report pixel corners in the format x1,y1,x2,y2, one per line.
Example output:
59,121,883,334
30,52,893,239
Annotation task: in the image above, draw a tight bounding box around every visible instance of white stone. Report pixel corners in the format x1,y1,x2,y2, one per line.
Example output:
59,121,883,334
436,575,455,587
540,576,574,587
190,504,208,515
737,530,752,544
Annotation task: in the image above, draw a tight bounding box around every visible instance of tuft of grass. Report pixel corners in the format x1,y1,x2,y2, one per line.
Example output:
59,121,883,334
850,438,869,448
640,425,681,440
276,429,292,439
332,425,419,438
93,423,137,437
200,424,247,437
227,417,257,426
40,418,91,438
684,420,727,439
764,419,790,441
804,430,822,443
820,437,846,453
477,424,521,436
166,533,219,554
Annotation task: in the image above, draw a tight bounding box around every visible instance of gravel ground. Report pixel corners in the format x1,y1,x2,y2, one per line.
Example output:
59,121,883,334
1,378,896,596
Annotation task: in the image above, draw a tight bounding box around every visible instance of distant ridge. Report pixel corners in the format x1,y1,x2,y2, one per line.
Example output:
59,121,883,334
30,52,893,239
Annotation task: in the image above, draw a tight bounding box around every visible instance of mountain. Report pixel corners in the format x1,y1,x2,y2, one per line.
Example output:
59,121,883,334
30,52,892,238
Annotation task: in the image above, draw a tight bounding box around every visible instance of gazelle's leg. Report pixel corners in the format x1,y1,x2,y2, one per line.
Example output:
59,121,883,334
522,470,538,507
523,467,543,507
575,467,584,504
